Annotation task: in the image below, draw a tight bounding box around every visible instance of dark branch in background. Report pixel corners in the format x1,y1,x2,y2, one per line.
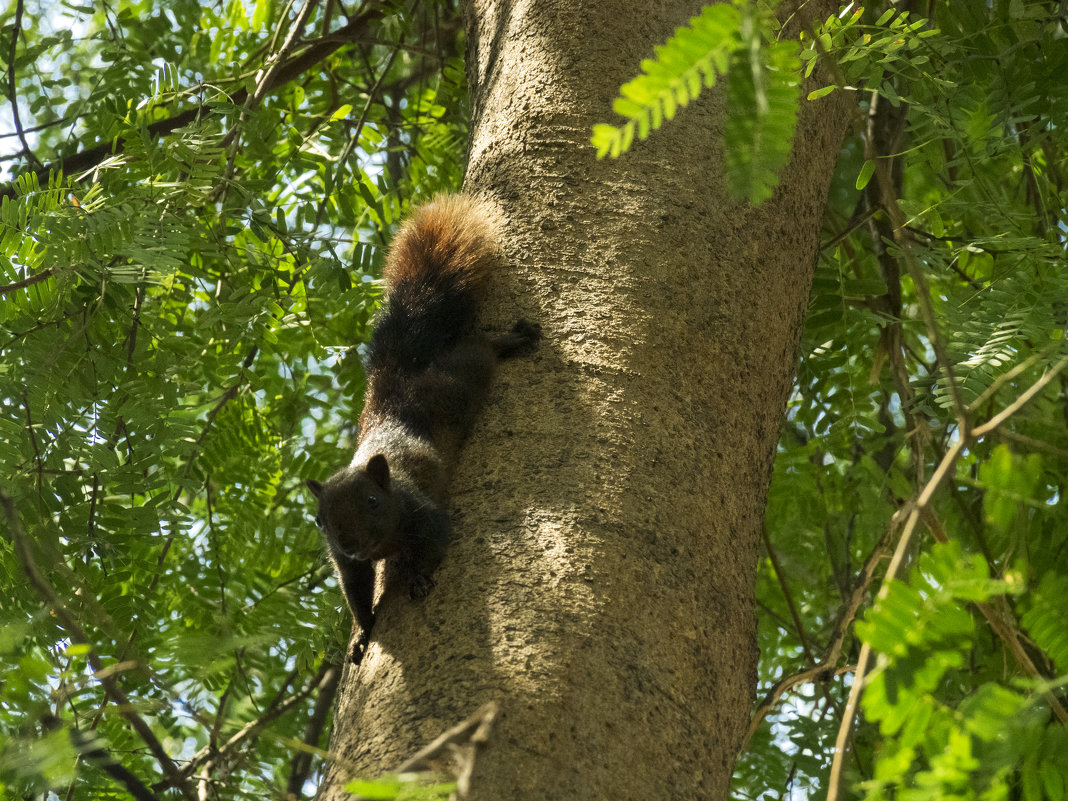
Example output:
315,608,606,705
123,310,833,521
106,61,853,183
862,90,929,483
6,0,43,170
760,523,814,662
0,5,385,200
0,112,78,140
41,715,162,801
0,491,199,801
285,659,342,799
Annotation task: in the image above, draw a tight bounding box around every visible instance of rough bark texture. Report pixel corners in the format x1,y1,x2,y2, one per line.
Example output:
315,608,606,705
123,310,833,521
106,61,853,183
318,2,849,799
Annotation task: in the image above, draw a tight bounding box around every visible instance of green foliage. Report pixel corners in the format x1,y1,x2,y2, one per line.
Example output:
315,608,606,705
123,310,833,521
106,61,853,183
591,1,800,205
735,3,1068,801
724,33,800,204
0,0,468,798
800,6,941,99
856,544,1065,801
591,2,743,157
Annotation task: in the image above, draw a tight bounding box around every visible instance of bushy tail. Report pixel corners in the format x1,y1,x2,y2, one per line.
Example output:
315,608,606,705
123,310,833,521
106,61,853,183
370,195,503,368
383,194,501,296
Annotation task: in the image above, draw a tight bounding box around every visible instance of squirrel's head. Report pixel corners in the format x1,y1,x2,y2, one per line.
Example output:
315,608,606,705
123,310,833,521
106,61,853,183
306,454,401,560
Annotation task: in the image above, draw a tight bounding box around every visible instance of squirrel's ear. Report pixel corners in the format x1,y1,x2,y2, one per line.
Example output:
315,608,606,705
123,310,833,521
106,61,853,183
305,479,324,499
366,454,390,490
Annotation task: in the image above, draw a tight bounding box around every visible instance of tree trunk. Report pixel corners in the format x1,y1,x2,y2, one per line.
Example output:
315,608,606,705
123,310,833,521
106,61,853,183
318,2,848,799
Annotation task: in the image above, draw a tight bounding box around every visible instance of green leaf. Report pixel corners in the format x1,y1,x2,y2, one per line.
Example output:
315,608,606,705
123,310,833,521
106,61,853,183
856,159,876,190
807,85,836,100
723,37,801,204
330,104,354,122
978,445,1043,534
345,779,401,799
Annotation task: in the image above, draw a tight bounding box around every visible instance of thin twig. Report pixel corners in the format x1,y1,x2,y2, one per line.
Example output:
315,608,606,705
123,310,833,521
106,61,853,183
22,390,43,486
869,100,969,432
742,512,899,752
967,346,1056,415
761,524,814,661
397,702,500,797
198,677,235,801
972,354,1068,437
313,45,400,229
219,0,322,186
923,514,1068,724
6,0,43,170
256,0,320,106
826,640,871,800
161,662,335,789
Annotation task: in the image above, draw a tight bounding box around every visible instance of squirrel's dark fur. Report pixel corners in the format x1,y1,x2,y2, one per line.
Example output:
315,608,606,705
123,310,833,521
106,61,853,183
306,194,538,665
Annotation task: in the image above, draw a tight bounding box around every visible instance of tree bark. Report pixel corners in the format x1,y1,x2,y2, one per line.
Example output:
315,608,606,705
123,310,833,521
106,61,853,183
318,2,848,799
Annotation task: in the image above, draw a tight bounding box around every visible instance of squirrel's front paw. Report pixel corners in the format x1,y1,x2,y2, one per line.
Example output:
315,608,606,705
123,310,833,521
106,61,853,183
409,574,436,599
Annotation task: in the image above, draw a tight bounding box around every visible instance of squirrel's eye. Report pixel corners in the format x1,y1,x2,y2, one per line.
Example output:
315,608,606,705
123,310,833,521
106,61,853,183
367,494,379,511
314,514,324,529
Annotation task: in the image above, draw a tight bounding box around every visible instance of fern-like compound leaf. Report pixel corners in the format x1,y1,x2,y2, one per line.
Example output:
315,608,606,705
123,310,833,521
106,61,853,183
592,2,802,205
591,3,743,160
724,36,801,205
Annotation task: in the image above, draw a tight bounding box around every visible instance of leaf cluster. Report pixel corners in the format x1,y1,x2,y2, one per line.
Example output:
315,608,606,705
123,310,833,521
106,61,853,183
857,542,1067,801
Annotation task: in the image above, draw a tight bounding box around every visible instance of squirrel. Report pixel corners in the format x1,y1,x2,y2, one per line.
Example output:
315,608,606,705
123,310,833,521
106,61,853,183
306,194,539,665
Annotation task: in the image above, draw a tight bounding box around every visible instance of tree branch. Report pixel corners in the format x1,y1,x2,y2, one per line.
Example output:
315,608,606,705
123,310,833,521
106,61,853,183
285,659,342,798
0,267,54,295
6,0,43,170
396,702,500,797
41,715,163,801
741,511,899,753
159,661,337,790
